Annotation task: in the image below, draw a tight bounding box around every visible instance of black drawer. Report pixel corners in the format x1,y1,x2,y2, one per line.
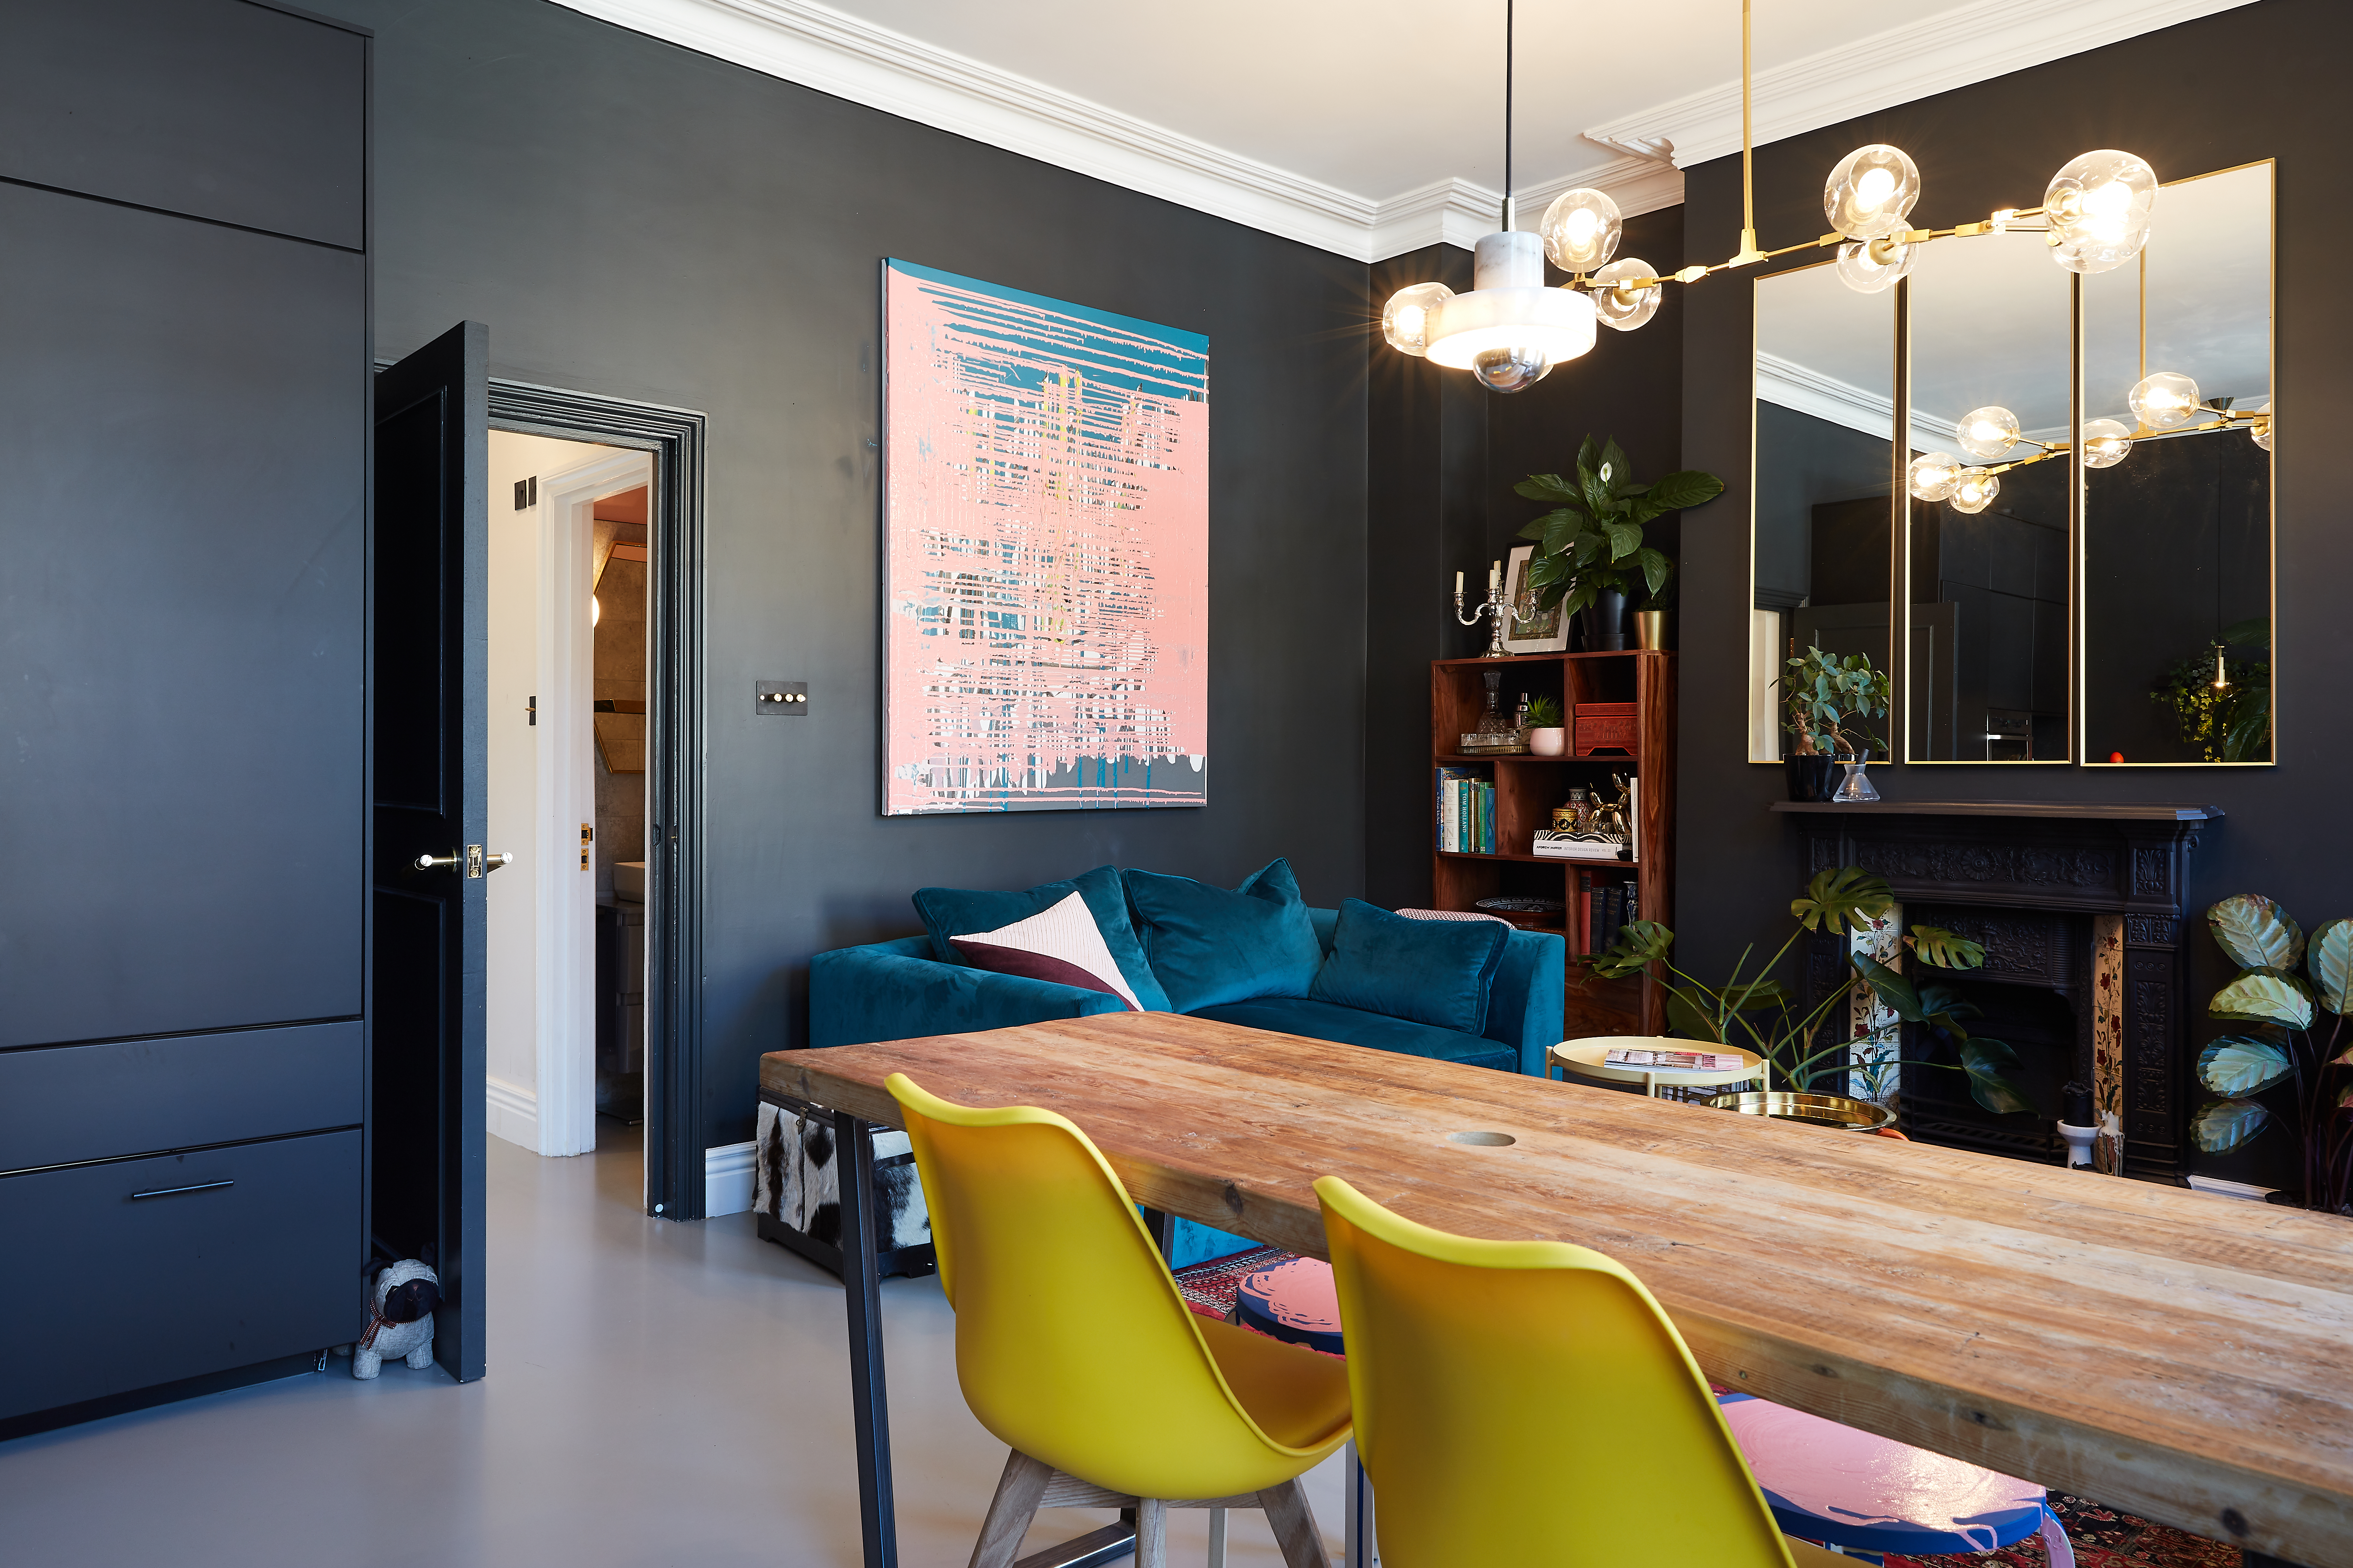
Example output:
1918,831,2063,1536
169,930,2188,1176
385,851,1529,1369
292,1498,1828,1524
0,1023,361,1175
0,1129,362,1421
0,0,366,248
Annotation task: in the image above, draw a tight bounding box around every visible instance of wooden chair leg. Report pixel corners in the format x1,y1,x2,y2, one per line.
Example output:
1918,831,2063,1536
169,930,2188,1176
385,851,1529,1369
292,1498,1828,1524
970,1449,1054,1568
1256,1478,1332,1568
1135,1496,1169,1568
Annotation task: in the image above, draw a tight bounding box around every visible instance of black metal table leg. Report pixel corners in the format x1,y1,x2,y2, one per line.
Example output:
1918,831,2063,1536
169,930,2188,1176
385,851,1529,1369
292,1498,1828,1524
1139,1206,1176,1262
837,1110,898,1568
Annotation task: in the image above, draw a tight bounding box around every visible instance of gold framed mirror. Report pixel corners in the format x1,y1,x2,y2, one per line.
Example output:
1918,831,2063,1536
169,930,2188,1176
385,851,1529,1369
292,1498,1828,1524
1747,259,1899,764
2078,160,2275,767
1900,228,2075,763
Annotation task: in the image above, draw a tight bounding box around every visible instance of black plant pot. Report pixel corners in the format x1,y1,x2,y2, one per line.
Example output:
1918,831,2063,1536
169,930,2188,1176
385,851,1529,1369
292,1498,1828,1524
1784,754,1837,803
1579,587,1629,651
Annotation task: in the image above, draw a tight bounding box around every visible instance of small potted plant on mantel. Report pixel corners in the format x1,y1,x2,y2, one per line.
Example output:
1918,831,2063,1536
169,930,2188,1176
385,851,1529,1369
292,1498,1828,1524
1523,695,1565,756
1778,645,1893,803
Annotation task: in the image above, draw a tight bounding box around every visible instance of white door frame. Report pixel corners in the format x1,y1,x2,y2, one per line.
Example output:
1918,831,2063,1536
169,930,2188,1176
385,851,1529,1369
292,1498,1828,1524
534,449,652,1156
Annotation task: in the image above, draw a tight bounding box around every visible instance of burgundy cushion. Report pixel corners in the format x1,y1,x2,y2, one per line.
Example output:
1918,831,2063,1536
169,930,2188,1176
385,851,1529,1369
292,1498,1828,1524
948,891,1141,1010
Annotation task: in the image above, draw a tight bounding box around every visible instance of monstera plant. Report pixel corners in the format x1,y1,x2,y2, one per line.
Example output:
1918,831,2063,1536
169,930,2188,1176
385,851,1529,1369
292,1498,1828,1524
2192,893,2353,1214
1592,866,2034,1114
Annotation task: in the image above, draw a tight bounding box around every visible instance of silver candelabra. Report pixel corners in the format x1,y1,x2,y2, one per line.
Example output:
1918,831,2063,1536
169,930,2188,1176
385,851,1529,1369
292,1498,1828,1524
1454,569,1512,659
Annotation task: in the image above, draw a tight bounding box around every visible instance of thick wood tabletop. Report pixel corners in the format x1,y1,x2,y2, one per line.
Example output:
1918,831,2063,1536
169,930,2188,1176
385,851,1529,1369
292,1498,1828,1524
764,1012,2353,1566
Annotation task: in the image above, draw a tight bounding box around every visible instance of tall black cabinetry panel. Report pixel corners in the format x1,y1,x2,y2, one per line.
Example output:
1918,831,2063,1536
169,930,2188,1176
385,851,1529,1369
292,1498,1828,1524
0,0,371,1431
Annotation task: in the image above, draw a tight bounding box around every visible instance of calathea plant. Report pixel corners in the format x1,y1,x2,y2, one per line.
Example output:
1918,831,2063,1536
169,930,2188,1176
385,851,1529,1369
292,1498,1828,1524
2192,893,2352,1213
1515,436,1724,615
1592,866,2033,1113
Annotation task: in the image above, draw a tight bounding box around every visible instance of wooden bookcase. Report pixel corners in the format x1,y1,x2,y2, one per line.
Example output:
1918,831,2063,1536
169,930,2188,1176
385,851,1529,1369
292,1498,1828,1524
1428,651,1677,1036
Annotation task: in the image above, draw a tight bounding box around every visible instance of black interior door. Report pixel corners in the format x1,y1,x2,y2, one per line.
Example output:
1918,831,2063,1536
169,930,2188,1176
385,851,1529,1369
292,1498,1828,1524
371,323,489,1383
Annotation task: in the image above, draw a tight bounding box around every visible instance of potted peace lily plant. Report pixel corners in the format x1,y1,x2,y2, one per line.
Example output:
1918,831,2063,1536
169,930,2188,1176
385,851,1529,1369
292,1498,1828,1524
1592,866,2035,1124
2191,893,2353,1213
1515,436,1723,651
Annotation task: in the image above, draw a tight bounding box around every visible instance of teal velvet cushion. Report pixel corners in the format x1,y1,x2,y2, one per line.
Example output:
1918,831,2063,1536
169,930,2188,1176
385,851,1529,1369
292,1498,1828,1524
912,865,1172,1013
1122,858,1324,1013
1308,899,1508,1035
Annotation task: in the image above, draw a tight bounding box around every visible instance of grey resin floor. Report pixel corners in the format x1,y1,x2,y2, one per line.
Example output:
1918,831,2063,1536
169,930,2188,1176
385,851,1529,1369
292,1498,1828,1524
0,1126,1344,1567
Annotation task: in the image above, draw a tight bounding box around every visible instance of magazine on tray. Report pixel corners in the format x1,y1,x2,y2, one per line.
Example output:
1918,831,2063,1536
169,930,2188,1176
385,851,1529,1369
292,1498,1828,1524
1604,1047,1744,1072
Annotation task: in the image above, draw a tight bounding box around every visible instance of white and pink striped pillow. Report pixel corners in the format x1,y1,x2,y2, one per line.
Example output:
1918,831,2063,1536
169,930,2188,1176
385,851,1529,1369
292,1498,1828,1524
949,891,1144,1010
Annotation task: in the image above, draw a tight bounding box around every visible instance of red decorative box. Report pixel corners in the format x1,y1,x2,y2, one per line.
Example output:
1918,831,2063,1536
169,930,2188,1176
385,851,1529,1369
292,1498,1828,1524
1573,702,1638,756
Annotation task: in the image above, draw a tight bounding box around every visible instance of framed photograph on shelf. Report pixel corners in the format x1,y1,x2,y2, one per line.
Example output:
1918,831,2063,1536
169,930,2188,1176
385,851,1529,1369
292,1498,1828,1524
1501,544,1571,653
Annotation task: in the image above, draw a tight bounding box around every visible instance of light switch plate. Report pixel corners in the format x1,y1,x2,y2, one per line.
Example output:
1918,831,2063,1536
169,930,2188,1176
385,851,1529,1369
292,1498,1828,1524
757,680,807,716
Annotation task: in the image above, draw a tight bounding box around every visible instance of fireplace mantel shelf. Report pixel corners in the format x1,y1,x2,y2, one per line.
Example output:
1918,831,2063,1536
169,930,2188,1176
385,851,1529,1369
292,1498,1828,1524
1770,800,2220,823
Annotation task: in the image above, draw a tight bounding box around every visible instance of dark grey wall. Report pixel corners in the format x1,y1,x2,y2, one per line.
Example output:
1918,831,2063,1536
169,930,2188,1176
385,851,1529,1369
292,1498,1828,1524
1677,0,2349,1185
313,0,1370,1146
1364,208,1686,910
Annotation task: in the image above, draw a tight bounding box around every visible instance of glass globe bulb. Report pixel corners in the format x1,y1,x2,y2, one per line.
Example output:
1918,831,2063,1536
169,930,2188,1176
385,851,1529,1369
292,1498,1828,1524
1471,344,1552,393
1824,144,1922,240
2252,400,2274,452
1948,466,2000,514
1539,188,1623,272
2044,150,2157,275
1907,452,1962,502
1955,405,2022,461
2129,370,2201,430
2080,417,2134,468
1589,257,1662,331
1382,281,1454,357
1834,235,1918,294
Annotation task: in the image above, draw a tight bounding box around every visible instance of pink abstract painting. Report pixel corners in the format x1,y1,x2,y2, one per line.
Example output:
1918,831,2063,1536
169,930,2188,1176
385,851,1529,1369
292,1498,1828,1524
883,260,1209,814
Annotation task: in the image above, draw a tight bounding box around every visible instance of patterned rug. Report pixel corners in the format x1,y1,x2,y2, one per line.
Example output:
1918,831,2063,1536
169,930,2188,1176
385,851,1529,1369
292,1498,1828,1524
1170,1250,2241,1568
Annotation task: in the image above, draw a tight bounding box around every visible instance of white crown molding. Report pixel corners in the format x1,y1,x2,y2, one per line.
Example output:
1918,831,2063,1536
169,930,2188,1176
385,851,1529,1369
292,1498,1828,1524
1582,0,2260,173
1758,351,1908,442
553,0,2249,263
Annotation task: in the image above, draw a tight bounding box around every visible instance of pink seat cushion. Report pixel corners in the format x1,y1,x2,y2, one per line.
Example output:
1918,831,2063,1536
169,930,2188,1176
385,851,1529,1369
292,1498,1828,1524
1717,1393,2051,1557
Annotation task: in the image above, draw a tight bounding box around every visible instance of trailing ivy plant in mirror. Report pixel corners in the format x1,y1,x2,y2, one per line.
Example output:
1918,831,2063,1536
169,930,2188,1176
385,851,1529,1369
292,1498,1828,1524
2081,162,2275,765
1748,260,1898,762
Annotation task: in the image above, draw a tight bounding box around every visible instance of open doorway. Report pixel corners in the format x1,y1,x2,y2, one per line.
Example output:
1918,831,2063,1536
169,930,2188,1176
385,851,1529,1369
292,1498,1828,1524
484,433,652,1163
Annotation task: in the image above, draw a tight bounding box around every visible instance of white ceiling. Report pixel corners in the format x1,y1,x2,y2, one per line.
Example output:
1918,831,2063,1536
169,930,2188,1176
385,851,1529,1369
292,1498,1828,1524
559,0,2257,261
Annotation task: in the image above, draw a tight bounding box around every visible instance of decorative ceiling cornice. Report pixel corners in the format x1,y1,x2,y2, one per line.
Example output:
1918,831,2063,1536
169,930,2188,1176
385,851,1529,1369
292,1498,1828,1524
552,0,2256,264
1582,0,2257,172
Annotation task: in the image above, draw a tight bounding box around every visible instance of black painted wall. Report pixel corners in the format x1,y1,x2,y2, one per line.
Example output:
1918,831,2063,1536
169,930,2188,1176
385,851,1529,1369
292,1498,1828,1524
311,0,1370,1147
1676,0,2350,1185
1365,207,1686,910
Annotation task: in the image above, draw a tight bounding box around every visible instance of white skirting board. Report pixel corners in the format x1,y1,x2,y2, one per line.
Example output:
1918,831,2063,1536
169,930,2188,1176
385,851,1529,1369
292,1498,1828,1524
487,1075,540,1151
705,1140,758,1217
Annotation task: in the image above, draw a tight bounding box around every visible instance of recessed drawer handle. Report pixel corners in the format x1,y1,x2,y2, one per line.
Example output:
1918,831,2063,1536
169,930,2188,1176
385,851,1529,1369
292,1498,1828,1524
129,1180,234,1201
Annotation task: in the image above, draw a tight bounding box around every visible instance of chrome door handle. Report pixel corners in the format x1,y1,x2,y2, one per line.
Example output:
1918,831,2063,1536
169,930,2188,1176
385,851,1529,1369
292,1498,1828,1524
415,852,463,871
483,851,514,873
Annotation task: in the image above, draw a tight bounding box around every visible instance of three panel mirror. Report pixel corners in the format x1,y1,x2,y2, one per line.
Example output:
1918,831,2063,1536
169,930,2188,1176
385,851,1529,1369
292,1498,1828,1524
1746,159,2275,768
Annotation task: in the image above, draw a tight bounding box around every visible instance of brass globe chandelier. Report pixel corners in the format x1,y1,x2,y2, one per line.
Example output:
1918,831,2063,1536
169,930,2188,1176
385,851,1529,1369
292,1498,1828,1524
1383,0,2279,471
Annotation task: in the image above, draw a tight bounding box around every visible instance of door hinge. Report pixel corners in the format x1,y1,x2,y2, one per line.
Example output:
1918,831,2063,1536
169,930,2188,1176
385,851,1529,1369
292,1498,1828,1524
581,823,593,869
528,695,537,726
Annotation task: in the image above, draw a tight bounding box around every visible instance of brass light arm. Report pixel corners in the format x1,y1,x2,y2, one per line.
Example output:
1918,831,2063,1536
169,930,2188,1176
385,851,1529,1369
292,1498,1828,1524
1573,203,2064,299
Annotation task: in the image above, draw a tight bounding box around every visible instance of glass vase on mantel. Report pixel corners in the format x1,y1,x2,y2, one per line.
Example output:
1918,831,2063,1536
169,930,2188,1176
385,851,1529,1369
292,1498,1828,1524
1833,756,1881,802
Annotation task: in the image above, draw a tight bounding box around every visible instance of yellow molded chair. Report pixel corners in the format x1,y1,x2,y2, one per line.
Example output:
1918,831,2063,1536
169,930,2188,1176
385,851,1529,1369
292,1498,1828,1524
1313,1175,1843,1567
889,1073,1351,1568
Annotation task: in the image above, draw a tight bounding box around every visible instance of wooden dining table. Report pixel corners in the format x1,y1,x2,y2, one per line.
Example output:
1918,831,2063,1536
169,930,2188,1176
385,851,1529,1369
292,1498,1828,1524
763,1011,2353,1568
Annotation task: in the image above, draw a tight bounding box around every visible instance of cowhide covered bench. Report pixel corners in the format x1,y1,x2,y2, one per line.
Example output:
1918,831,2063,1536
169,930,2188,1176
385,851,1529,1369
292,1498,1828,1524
753,1088,935,1279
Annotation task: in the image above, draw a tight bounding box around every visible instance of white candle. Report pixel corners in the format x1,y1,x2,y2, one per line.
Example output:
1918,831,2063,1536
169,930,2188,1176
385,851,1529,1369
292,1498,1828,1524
1489,561,1501,594
1455,570,1464,597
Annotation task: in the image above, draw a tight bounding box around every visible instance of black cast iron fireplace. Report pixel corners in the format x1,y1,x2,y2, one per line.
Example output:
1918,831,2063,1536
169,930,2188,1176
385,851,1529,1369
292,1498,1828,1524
1776,801,2219,1179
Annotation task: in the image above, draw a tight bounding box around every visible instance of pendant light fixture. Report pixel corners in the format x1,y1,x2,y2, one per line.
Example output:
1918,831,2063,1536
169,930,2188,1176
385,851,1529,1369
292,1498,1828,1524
1379,0,2228,422
1380,0,1597,392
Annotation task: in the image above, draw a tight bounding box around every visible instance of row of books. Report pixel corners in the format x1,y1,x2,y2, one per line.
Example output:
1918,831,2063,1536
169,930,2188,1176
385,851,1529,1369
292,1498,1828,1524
1434,767,1496,854
1531,831,1625,861
1577,872,1640,954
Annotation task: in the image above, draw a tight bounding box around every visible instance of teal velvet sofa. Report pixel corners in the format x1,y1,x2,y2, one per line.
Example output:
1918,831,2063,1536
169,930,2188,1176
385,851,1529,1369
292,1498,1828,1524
810,903,1564,1075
